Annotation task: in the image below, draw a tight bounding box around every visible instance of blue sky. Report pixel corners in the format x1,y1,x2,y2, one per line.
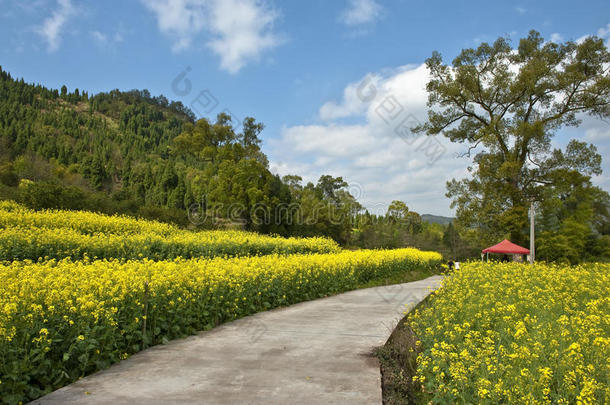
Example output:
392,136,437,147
1,0,609,216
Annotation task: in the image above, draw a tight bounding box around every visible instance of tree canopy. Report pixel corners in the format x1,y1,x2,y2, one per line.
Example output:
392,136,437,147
416,30,610,260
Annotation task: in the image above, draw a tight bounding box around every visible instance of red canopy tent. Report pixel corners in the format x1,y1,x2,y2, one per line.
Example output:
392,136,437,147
482,239,530,261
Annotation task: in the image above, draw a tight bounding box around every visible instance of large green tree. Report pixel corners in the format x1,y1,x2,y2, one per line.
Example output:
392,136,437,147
416,30,610,246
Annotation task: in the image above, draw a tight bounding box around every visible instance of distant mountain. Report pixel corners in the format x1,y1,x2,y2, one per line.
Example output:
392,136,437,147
421,214,454,225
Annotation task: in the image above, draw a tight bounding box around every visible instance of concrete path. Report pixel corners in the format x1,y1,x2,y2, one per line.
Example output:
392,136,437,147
33,275,443,405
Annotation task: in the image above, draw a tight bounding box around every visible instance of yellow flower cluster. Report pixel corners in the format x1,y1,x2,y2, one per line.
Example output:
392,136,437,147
0,201,340,260
0,248,441,402
410,262,610,404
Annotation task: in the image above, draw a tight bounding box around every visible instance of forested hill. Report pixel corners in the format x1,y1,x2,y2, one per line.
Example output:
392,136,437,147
0,66,283,228
0,67,201,215
0,66,363,242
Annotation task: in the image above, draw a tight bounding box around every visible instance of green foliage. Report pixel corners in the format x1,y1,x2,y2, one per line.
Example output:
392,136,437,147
18,180,86,211
416,31,610,260
0,66,197,221
536,190,609,263
0,163,18,187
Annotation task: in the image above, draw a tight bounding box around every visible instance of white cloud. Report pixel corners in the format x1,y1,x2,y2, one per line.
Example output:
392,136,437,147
269,64,469,216
90,29,126,47
598,23,610,38
207,0,283,73
319,65,429,123
340,0,383,26
584,125,610,142
515,6,526,15
319,75,380,121
575,22,610,46
549,33,563,43
141,0,207,51
36,0,76,52
141,0,283,73
598,23,610,48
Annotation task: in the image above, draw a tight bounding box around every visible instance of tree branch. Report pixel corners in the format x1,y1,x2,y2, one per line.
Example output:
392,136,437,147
456,140,482,158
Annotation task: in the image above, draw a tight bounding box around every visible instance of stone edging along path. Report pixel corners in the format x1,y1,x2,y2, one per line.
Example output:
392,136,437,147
33,275,443,405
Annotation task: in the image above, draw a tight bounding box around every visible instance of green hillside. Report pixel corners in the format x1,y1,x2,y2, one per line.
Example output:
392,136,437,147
0,66,358,242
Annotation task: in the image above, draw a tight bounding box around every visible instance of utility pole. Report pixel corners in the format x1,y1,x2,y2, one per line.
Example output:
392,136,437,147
529,201,535,264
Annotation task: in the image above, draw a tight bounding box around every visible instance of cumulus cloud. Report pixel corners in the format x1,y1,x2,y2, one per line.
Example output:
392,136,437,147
318,75,379,121
36,0,76,52
269,64,469,216
340,0,383,26
140,0,207,51
141,0,283,73
207,0,283,73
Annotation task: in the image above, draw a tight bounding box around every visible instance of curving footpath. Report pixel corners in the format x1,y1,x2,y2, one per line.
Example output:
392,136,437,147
33,275,443,405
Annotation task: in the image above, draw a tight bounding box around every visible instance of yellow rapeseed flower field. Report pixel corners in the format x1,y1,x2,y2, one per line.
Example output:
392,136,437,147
0,248,441,402
0,201,340,260
410,262,609,404
0,200,176,235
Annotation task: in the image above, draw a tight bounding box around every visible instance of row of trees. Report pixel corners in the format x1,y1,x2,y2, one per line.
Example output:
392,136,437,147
350,201,477,259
